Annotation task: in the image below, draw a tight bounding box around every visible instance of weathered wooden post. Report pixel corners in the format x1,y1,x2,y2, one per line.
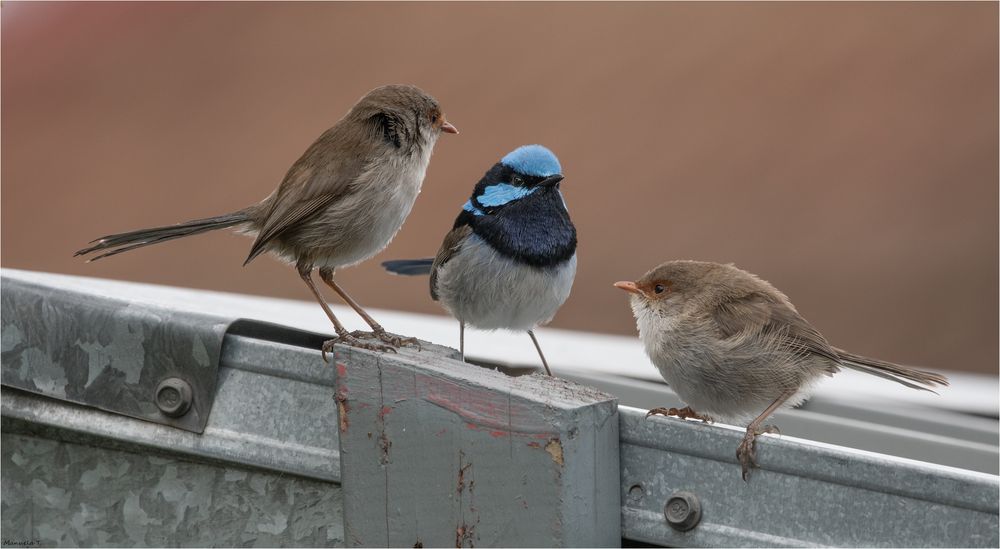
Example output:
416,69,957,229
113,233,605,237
334,345,620,547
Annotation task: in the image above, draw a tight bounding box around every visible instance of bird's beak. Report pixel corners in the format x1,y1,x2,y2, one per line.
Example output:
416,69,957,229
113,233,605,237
613,281,642,295
539,174,564,187
440,118,459,134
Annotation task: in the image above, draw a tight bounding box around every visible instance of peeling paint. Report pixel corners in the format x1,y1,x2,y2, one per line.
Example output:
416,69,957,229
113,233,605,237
457,461,472,495
545,439,564,466
455,522,477,548
378,430,392,464
336,395,349,433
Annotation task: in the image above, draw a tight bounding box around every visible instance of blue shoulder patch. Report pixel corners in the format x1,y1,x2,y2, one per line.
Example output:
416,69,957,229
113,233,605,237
500,145,561,177
476,183,538,207
462,200,484,216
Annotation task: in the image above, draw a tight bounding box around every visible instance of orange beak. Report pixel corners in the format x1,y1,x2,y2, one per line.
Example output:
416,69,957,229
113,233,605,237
613,281,641,295
440,117,459,134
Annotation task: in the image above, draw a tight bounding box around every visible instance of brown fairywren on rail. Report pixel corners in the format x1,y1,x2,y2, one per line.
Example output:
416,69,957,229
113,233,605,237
615,260,947,480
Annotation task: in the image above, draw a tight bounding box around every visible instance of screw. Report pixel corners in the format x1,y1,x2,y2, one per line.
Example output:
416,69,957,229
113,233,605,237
664,491,701,532
155,378,193,417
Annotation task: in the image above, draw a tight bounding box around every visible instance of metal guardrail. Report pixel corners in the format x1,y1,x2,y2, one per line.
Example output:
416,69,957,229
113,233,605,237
553,370,999,476
2,269,998,547
619,408,998,547
2,331,342,483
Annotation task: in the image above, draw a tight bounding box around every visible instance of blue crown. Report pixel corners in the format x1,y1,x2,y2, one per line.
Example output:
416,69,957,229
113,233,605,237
500,145,561,177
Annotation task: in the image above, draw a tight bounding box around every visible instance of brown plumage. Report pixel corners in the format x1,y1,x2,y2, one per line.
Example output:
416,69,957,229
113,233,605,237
429,224,472,301
76,84,458,356
615,260,947,480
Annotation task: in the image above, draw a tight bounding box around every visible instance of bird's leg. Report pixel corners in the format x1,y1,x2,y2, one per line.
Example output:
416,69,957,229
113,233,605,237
459,321,465,362
736,389,794,481
297,264,395,359
318,267,420,349
645,406,713,423
527,330,553,376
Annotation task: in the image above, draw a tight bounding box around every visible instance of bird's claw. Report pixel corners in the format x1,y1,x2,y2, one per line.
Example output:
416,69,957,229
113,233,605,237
350,329,422,350
321,334,397,362
645,406,712,423
736,431,759,481
736,425,779,481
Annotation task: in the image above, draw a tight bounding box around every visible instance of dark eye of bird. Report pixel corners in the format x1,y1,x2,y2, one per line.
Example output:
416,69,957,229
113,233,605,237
654,284,665,294
511,174,524,185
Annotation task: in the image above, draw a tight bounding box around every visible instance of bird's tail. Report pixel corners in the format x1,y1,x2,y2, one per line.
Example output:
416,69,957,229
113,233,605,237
834,347,949,393
381,258,434,276
75,211,251,261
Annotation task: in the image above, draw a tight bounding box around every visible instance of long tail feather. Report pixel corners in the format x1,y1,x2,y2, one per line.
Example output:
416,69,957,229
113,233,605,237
834,347,949,393
381,258,434,276
75,211,249,260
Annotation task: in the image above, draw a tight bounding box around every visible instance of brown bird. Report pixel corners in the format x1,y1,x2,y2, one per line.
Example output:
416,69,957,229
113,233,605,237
614,260,948,480
76,84,458,356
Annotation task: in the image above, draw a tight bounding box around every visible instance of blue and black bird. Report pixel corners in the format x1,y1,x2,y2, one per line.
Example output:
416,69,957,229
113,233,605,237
382,145,576,375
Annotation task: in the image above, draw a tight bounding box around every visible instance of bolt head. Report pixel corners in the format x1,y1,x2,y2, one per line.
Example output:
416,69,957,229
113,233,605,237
155,377,193,417
664,491,701,531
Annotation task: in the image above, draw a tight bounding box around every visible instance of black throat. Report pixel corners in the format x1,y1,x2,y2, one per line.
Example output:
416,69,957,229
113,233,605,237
455,188,577,268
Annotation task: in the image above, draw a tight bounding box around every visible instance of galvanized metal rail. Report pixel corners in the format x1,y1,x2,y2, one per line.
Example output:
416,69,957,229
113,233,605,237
619,407,998,547
2,269,998,547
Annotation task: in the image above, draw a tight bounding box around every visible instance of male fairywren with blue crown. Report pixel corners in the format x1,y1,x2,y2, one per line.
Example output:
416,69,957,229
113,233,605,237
383,145,576,375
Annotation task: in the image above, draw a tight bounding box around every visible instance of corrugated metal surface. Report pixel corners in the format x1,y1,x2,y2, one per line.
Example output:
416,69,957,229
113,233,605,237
2,332,341,483
1,277,230,433
619,407,999,547
1,432,344,547
555,370,999,475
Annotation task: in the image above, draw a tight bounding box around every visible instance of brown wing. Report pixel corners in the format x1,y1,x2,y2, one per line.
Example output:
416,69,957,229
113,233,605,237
244,120,382,265
429,225,472,301
713,292,842,366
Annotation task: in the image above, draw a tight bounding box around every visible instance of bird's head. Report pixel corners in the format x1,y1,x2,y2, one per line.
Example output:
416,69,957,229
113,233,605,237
352,84,458,150
613,260,722,324
463,145,564,216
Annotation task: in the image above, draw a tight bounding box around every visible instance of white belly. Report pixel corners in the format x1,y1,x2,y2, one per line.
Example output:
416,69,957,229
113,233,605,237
286,152,429,269
435,234,576,331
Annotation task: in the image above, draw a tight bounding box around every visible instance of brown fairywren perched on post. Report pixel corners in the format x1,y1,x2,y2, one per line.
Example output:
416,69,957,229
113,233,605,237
77,84,458,357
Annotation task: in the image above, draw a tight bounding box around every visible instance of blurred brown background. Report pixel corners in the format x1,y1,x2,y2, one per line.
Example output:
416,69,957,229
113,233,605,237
3,2,996,374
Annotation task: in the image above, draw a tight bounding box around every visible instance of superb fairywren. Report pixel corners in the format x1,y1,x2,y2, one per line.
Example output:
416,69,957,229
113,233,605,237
383,145,576,375
615,260,948,480
77,84,458,357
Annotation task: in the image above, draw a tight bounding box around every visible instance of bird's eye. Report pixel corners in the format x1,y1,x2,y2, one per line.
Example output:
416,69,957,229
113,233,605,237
430,111,439,123
654,284,665,294
511,174,524,185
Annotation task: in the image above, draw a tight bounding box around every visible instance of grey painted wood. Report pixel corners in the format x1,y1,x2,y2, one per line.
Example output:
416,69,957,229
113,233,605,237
334,344,620,547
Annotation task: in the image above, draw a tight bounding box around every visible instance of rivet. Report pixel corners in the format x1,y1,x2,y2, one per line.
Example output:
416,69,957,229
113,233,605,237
155,377,193,417
664,491,701,531
627,484,645,504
